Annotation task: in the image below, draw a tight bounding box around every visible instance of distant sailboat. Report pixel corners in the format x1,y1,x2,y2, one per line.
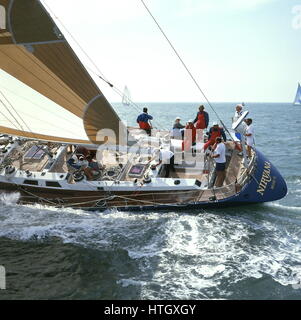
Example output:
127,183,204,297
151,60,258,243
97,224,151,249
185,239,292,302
293,83,301,105
122,86,131,106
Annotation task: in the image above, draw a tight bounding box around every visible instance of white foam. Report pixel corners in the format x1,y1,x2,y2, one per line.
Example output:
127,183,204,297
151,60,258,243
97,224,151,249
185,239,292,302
0,202,301,299
117,279,147,288
131,212,301,299
0,192,20,205
267,202,301,212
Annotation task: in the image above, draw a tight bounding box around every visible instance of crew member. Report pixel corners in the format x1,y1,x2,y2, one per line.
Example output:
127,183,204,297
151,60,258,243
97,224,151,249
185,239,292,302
211,137,226,187
67,153,94,180
182,120,196,151
137,107,153,136
244,118,255,159
154,148,175,177
173,117,185,130
232,104,245,141
204,122,227,151
232,104,243,123
172,116,185,139
193,105,209,130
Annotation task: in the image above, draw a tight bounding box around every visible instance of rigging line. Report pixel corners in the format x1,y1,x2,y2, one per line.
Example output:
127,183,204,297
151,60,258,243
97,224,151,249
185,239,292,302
0,50,84,117
38,43,102,100
0,90,39,142
8,108,84,138
115,88,169,130
42,1,168,131
0,83,83,128
0,89,34,134
42,0,164,129
0,100,21,130
41,0,113,88
0,55,81,121
14,47,85,115
105,79,169,130
0,94,26,132
86,66,169,131
139,0,233,139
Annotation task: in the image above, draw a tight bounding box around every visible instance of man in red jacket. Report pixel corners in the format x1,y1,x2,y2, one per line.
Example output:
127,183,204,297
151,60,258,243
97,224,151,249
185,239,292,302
204,122,227,151
182,120,197,151
137,107,153,136
193,105,209,130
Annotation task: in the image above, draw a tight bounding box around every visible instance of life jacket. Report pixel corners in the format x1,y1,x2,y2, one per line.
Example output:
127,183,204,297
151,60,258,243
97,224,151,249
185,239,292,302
182,124,196,151
138,121,151,130
204,128,222,151
209,127,222,142
195,112,206,129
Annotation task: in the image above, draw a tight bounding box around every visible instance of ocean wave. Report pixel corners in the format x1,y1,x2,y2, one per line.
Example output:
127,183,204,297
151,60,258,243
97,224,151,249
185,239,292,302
125,213,301,299
0,203,178,247
1,203,301,299
285,176,301,184
0,192,20,205
266,202,301,212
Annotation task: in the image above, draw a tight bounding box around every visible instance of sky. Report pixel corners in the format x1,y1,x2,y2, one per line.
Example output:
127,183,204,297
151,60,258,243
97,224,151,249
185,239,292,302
36,0,301,103
0,0,301,139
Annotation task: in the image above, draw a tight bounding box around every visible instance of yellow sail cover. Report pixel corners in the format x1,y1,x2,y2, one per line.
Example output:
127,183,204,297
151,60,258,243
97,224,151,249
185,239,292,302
0,0,124,144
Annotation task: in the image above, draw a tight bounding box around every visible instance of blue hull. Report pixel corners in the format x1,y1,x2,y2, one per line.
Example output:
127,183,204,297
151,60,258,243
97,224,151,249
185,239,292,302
220,149,287,205
113,149,288,212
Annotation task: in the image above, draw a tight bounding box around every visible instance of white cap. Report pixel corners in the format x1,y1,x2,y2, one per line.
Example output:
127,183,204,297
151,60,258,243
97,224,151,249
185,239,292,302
175,116,181,120
188,119,193,123
212,121,219,126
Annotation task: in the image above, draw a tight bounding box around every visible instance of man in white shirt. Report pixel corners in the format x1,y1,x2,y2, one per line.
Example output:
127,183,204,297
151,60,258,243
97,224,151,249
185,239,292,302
154,148,175,177
233,104,243,123
244,118,255,158
232,104,247,141
211,137,226,187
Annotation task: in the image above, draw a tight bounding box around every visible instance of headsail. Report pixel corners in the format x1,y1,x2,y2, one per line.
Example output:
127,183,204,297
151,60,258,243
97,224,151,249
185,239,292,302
293,83,301,105
122,85,131,106
0,0,125,144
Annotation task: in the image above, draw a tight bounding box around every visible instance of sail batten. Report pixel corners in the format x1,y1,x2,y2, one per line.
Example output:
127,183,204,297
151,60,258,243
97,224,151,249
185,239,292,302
0,0,123,144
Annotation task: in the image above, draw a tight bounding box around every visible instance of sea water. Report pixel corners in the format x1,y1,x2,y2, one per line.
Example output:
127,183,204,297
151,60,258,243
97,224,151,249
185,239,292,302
0,102,300,300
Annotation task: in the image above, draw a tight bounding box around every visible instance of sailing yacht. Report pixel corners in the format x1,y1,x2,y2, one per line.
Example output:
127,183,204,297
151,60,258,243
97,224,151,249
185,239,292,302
122,86,131,106
0,0,287,210
293,83,301,105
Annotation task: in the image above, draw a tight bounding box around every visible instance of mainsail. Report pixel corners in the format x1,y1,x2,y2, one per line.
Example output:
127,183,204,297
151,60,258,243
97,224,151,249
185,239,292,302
293,83,301,105
0,0,125,144
122,86,131,106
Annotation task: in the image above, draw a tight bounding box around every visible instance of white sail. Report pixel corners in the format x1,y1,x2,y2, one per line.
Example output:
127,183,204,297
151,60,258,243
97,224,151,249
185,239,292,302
0,70,89,143
0,0,124,145
122,86,131,106
293,83,301,105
